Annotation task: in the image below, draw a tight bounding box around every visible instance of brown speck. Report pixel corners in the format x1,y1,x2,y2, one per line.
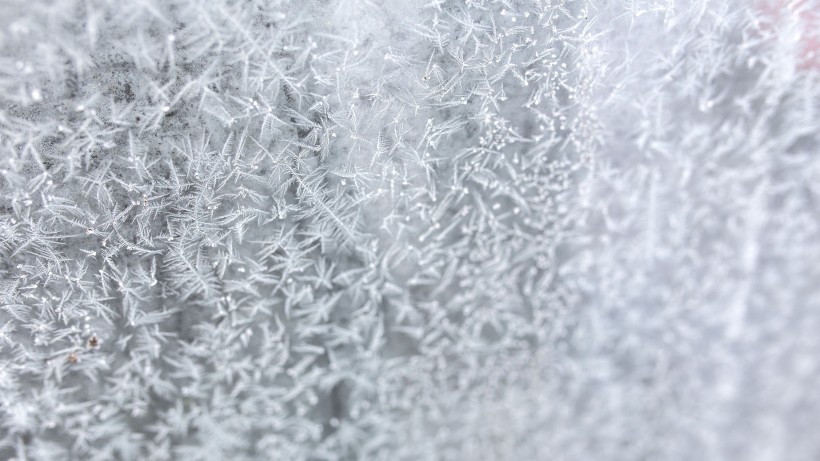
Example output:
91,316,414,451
88,336,98,348
67,352,78,364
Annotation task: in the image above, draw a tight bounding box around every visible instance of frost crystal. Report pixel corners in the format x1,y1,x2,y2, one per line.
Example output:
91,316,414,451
0,0,819,460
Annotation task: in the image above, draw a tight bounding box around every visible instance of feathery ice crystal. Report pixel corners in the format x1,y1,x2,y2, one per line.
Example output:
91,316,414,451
0,0,819,460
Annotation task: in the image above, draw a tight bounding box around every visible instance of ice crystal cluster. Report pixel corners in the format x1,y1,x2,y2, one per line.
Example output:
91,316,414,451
1,0,818,459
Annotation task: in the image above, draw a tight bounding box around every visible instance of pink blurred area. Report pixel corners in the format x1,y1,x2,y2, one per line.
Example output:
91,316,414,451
758,0,819,70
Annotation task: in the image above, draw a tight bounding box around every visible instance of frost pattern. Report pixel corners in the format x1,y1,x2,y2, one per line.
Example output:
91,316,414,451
0,0,819,460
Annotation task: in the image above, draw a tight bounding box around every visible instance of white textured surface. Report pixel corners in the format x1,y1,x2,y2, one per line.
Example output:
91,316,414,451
0,1,818,460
